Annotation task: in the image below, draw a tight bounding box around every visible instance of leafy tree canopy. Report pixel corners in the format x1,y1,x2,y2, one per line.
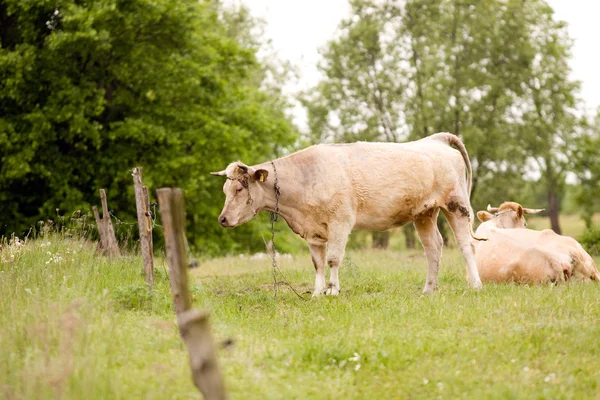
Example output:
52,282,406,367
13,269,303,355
302,0,591,233
0,0,298,255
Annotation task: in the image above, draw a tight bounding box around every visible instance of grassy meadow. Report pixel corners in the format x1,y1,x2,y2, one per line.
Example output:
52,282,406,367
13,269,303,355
1,229,600,399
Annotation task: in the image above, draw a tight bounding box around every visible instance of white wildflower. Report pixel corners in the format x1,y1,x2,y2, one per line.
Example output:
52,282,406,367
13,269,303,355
354,364,361,372
45,253,64,264
348,352,360,362
423,378,429,385
544,373,555,383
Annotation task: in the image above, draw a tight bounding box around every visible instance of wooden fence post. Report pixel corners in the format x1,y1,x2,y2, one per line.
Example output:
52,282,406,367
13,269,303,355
92,206,109,251
93,189,121,257
157,188,226,400
156,188,192,313
133,167,154,290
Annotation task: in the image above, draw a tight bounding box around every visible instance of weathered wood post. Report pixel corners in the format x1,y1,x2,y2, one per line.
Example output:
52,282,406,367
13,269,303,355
133,167,154,290
93,189,121,257
92,206,108,251
156,188,226,400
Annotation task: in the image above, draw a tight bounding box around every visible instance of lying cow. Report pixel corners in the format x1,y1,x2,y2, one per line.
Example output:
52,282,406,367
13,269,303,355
475,202,600,283
211,132,483,296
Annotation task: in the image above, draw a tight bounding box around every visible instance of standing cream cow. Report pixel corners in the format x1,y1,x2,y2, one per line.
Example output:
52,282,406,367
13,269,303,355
475,202,600,283
211,133,482,296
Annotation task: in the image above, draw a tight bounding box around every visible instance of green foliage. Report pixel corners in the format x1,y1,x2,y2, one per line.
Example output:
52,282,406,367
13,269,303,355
301,0,592,228
0,0,298,255
578,227,600,256
112,284,153,311
572,111,600,227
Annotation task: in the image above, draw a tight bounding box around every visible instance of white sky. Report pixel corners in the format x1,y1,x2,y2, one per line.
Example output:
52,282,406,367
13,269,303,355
227,0,600,131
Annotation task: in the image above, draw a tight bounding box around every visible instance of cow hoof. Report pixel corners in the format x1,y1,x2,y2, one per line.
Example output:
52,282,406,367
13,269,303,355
326,287,339,296
469,279,483,290
422,285,436,295
312,289,327,298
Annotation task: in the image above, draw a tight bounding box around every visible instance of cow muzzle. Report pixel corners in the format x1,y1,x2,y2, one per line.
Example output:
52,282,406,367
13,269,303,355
218,215,231,228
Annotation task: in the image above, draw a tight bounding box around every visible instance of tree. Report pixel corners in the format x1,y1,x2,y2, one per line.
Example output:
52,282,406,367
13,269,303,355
573,110,600,229
0,0,298,255
302,0,585,236
515,1,583,234
300,0,414,248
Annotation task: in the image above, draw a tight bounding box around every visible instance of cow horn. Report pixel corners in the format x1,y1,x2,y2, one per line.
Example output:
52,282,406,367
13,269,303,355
487,204,499,213
210,170,227,176
523,207,545,215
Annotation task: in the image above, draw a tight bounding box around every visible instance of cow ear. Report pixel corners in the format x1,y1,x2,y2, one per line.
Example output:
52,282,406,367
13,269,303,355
516,205,524,219
253,169,268,183
477,211,493,222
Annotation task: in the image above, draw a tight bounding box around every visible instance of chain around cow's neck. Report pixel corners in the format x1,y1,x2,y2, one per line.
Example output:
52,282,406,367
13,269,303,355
268,161,308,301
269,161,280,297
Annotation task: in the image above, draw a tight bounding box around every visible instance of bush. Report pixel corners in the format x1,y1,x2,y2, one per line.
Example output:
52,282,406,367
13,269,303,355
578,227,600,256
112,284,153,311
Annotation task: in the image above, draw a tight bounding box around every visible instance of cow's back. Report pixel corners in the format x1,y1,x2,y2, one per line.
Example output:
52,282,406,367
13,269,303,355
476,230,568,283
307,140,465,230
499,228,599,281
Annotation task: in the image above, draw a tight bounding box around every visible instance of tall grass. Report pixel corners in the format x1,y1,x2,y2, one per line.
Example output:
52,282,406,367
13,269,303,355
1,231,599,399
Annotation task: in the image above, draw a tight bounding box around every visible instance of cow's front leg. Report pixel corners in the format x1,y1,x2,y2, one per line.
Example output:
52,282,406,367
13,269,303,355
309,243,327,297
325,228,351,296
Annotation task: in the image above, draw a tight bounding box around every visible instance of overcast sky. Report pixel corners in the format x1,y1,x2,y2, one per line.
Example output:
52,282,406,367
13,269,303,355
227,0,600,130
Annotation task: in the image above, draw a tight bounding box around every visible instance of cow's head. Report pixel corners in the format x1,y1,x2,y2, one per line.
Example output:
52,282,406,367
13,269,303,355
477,201,544,229
210,161,269,228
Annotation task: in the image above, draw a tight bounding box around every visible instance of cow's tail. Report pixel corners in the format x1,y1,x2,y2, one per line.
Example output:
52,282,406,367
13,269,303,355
428,132,472,197
428,132,486,241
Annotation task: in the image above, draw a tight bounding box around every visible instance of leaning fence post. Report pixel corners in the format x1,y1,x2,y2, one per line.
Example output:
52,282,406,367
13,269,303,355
93,189,121,257
92,206,109,252
100,189,121,257
156,188,226,400
133,167,154,290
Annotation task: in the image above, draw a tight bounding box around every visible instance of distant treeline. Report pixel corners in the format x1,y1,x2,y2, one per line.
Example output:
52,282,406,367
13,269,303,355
1,0,599,256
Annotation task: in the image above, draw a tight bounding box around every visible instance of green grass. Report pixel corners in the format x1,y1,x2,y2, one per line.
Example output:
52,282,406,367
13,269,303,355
1,234,600,399
525,213,600,238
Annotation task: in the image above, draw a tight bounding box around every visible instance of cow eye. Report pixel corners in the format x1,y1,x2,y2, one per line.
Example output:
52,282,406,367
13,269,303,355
236,187,243,193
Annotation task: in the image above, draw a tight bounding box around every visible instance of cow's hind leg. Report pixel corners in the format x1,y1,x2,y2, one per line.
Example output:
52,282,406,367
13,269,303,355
325,224,352,296
309,243,327,297
414,208,444,294
442,207,483,289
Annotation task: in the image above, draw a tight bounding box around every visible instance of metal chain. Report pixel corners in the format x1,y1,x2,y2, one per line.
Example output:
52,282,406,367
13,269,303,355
269,161,308,301
270,161,280,297
225,165,306,300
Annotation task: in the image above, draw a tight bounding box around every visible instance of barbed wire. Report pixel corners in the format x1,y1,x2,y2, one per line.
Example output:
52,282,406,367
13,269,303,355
149,202,162,228
108,210,137,226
